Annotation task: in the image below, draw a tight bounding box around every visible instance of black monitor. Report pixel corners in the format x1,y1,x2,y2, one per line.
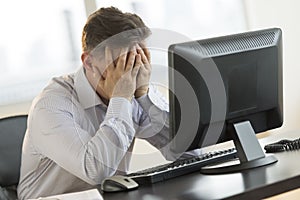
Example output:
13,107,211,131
168,28,283,173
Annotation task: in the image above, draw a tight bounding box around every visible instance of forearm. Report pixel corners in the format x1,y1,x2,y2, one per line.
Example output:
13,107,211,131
136,85,169,132
82,124,134,184
134,86,175,159
32,97,135,185
83,98,135,183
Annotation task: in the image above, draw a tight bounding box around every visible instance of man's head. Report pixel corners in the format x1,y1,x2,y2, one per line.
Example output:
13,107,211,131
81,6,150,72
82,6,151,54
81,7,151,101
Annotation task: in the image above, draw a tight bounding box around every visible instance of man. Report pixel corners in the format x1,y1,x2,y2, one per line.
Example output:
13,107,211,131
17,7,172,200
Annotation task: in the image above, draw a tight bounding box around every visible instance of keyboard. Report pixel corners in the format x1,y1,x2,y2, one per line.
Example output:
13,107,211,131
126,148,237,184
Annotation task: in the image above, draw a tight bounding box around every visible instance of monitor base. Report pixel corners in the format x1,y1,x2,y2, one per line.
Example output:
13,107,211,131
201,155,277,174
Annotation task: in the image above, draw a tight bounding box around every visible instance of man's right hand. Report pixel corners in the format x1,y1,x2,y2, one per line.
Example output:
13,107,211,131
96,46,142,102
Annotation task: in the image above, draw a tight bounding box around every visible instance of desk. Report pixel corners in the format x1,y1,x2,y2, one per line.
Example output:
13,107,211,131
101,130,300,200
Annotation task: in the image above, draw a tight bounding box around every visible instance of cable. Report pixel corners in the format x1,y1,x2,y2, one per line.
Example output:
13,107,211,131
264,138,300,153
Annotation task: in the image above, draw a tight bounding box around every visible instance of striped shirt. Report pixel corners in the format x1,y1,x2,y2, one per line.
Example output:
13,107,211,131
17,67,171,200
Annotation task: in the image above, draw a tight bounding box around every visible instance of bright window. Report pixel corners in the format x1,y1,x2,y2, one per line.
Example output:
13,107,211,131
97,0,247,39
0,0,247,105
96,0,247,98
0,0,86,105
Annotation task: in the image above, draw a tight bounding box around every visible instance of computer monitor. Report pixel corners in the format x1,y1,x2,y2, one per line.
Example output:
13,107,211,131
168,27,283,173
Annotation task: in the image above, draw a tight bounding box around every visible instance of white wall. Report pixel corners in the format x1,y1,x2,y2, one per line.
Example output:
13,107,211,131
3,1,298,126
0,102,31,118
244,0,300,134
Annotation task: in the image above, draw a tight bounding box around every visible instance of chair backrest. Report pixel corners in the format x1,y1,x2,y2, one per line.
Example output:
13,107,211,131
0,115,27,187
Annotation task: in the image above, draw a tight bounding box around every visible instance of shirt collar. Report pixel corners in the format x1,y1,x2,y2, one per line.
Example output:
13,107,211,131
74,67,105,109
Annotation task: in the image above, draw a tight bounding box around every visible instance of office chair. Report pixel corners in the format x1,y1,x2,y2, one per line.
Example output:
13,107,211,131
0,115,28,200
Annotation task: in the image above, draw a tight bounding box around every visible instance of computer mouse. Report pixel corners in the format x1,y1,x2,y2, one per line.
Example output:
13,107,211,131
101,175,139,192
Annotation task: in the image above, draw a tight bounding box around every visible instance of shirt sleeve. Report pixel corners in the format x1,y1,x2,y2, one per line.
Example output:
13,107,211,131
30,95,135,185
134,84,179,160
135,84,203,160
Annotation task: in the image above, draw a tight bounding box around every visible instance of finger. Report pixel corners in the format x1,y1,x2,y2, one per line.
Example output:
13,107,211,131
116,47,129,70
125,48,136,72
137,45,151,70
137,47,148,64
96,75,105,93
134,53,142,68
105,47,115,72
132,54,141,77
93,64,105,80
137,44,149,63
139,43,151,61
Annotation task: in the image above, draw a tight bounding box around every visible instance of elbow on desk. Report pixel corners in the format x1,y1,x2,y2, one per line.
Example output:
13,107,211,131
82,153,120,185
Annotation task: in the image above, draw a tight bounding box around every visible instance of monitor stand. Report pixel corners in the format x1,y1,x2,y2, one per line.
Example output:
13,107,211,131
201,121,277,174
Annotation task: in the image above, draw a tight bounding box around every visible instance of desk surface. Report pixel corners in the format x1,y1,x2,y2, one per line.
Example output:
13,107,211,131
101,131,300,200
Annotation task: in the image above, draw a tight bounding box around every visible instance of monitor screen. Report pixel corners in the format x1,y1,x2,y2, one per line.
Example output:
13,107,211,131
168,28,283,173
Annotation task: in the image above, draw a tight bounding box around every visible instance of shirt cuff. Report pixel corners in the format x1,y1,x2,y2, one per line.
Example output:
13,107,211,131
137,84,169,112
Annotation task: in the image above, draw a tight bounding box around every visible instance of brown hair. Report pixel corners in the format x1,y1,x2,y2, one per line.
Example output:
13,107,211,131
82,7,151,53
